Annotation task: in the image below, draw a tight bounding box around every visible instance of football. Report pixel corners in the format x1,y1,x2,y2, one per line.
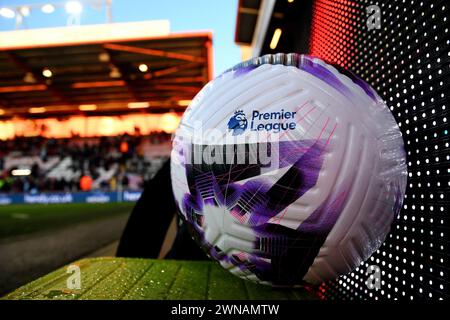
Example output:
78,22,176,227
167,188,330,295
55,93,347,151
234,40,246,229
170,53,407,286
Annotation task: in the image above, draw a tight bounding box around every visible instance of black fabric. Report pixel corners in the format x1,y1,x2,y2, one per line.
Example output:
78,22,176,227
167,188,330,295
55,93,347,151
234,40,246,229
116,159,175,258
165,218,208,261
116,159,206,260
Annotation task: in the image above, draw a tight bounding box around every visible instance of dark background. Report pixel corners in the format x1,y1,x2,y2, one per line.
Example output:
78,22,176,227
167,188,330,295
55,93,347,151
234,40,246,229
259,0,448,300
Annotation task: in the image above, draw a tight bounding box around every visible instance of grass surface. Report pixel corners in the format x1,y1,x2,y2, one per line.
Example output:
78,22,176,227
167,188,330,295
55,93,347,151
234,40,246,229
0,202,134,240
3,258,317,300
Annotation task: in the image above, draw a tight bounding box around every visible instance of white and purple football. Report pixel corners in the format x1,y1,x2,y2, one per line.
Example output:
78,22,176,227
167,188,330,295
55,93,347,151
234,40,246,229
170,54,407,286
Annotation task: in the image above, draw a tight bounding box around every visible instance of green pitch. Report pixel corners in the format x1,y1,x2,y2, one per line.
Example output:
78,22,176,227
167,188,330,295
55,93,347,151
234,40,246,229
0,202,134,240
3,258,317,300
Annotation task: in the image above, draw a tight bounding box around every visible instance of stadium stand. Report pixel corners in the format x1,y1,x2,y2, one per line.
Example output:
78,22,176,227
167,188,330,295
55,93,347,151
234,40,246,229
0,133,171,194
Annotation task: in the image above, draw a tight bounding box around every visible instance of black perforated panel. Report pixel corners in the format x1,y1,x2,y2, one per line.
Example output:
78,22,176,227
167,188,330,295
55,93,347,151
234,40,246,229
307,0,449,300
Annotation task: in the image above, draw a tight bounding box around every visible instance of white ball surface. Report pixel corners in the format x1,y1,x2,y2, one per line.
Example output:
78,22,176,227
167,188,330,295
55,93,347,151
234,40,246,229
170,54,407,286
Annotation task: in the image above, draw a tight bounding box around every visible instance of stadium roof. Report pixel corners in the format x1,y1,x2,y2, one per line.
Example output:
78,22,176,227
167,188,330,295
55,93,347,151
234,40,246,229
234,0,313,58
0,21,213,118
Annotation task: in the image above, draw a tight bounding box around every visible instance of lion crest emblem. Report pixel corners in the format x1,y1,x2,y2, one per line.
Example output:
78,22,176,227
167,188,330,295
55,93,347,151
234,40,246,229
227,110,248,136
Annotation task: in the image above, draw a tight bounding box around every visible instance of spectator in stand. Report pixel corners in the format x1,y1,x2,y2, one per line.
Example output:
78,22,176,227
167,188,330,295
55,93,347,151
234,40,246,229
120,140,129,154
0,173,12,193
109,176,117,191
121,175,129,189
0,133,169,194
70,178,79,192
79,174,93,191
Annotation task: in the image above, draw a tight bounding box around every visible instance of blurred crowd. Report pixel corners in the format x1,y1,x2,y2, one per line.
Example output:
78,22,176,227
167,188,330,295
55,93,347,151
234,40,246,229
0,132,171,194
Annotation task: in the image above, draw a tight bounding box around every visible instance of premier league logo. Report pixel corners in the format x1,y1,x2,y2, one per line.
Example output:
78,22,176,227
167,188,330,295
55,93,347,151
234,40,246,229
227,110,248,136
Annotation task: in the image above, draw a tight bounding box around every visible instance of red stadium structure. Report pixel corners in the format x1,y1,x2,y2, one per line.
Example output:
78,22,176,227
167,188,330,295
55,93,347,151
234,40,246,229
0,21,213,195
0,21,212,137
